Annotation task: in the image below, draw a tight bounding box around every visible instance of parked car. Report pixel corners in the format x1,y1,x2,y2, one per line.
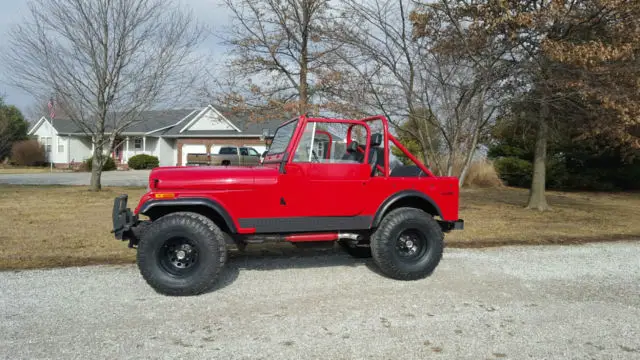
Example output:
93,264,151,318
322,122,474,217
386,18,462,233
212,146,261,166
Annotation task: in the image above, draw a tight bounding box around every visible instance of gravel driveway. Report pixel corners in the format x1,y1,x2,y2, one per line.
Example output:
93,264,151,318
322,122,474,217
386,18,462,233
0,170,150,187
1,241,639,359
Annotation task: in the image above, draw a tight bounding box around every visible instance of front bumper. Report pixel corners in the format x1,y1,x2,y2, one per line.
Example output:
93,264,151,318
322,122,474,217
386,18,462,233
111,194,140,247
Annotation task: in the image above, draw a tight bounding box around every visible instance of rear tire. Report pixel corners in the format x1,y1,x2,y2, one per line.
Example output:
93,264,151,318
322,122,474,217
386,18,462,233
370,207,443,280
136,212,227,296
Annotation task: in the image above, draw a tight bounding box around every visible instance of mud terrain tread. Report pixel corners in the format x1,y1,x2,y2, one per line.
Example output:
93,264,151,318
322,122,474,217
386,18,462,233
137,212,227,296
371,207,444,280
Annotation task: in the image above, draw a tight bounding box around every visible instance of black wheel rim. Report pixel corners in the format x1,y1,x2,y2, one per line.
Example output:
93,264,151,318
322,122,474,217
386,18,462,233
158,237,199,276
396,229,428,260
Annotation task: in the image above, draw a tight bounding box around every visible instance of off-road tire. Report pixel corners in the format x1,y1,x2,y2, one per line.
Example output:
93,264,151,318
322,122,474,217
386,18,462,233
137,212,227,296
370,207,443,280
338,240,372,258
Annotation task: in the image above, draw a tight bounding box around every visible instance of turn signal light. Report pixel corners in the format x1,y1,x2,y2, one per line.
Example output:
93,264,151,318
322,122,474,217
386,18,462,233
153,193,176,199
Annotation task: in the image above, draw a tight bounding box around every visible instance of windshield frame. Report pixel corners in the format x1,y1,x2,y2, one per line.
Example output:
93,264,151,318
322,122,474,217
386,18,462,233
262,117,300,164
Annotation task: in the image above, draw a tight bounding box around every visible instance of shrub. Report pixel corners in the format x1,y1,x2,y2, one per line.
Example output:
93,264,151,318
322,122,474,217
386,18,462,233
128,154,159,170
493,156,533,188
83,156,116,172
463,159,503,188
10,140,46,166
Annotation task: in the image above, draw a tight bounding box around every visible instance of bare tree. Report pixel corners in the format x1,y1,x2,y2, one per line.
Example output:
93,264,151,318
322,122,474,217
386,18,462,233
328,0,503,185
218,0,340,116
2,0,205,191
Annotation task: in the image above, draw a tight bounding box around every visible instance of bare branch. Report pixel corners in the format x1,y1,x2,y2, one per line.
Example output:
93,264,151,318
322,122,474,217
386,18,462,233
2,0,205,190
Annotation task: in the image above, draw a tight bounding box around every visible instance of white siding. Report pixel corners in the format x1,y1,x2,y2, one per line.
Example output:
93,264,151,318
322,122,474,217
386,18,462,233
157,137,176,166
122,136,158,161
69,136,92,163
32,119,93,164
188,109,236,131
33,120,62,163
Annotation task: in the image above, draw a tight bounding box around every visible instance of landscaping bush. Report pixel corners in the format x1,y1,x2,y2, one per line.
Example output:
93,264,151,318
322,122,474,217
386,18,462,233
10,140,46,166
463,159,504,188
83,156,116,172
493,156,533,188
128,154,159,169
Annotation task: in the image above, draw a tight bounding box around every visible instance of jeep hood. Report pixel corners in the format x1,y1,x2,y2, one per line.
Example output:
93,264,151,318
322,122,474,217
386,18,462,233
147,165,279,191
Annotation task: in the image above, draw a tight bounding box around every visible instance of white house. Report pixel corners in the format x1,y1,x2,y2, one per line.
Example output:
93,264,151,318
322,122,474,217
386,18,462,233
27,104,283,168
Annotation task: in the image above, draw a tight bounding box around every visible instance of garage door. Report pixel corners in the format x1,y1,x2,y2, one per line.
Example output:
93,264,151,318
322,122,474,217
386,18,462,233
182,144,207,165
211,145,223,155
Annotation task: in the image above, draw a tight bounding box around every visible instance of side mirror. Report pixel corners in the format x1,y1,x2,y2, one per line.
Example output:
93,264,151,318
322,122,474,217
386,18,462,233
262,151,268,158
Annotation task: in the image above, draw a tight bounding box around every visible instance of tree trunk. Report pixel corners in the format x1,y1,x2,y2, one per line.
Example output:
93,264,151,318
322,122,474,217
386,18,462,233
446,147,456,176
526,99,550,211
90,141,103,192
458,129,480,187
459,90,486,187
299,4,310,115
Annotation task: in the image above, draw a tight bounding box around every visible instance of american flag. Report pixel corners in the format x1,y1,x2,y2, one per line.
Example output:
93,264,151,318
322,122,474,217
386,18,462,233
47,97,55,119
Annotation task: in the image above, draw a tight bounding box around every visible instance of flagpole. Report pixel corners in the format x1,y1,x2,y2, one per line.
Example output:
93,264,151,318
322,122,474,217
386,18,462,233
50,115,53,173
48,97,55,173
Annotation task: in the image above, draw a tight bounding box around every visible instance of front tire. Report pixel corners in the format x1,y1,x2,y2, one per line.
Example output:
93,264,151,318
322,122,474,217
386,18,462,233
370,207,443,280
137,212,227,296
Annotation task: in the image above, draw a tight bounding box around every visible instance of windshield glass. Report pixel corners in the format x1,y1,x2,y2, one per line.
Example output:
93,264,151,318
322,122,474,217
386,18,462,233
266,120,297,156
291,121,368,164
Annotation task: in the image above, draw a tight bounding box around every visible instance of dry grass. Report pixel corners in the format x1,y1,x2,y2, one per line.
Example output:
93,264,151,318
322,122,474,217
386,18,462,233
0,185,638,270
462,159,504,188
0,166,69,174
447,187,640,247
0,185,146,270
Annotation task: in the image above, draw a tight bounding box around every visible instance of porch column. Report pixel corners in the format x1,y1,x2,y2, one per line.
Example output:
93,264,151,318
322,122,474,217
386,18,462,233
143,136,146,154
125,136,129,162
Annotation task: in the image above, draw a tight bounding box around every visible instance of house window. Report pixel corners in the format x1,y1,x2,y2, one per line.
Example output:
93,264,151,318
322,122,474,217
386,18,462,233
40,137,51,152
58,137,65,153
315,142,324,158
134,137,142,149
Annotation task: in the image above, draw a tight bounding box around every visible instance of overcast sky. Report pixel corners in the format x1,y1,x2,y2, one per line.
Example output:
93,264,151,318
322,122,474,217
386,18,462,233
0,0,233,118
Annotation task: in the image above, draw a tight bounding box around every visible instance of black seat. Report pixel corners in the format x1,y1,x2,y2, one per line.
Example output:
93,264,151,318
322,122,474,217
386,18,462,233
368,133,384,176
390,165,425,177
341,141,363,162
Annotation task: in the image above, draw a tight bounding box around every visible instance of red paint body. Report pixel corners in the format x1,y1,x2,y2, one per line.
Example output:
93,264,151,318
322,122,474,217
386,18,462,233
133,115,461,236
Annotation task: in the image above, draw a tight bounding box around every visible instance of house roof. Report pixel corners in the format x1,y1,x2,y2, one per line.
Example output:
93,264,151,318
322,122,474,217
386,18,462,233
28,105,287,138
160,107,286,137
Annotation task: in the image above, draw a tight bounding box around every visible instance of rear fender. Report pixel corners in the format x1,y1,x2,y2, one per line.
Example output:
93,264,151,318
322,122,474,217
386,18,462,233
371,191,443,228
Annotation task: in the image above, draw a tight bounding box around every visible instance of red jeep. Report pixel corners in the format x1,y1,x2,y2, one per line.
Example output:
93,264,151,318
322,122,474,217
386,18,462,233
112,115,463,296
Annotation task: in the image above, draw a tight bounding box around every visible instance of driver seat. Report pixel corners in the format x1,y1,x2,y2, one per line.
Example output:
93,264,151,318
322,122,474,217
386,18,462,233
341,141,363,162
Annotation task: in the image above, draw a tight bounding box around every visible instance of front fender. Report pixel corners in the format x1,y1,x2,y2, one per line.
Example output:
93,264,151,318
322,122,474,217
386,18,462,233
138,197,238,233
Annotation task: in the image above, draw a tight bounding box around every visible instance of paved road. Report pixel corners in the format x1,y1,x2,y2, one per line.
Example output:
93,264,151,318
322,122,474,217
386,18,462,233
1,242,639,360
0,170,150,187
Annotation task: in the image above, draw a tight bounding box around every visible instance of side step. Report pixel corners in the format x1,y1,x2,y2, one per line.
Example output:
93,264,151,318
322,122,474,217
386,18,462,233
238,232,364,244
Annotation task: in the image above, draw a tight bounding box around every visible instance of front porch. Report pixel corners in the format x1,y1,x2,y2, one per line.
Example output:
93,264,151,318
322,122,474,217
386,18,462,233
109,135,159,166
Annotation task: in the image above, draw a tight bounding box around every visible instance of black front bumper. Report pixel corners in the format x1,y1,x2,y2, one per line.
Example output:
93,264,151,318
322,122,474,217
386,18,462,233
111,194,139,246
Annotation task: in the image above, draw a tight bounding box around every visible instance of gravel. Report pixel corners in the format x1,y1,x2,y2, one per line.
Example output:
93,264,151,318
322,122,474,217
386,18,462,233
1,241,639,360
0,170,150,186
